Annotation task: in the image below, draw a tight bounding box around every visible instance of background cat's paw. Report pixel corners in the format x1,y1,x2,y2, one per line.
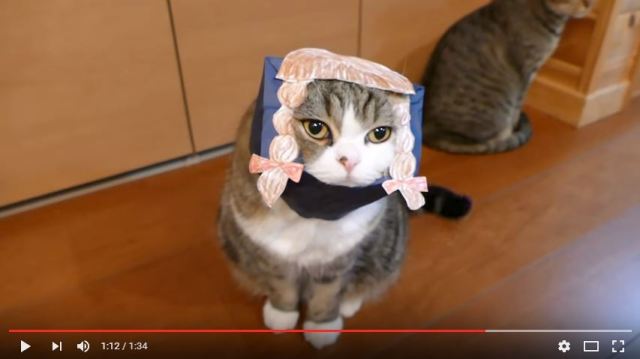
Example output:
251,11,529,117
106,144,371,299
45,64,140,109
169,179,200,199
263,300,299,331
303,317,343,349
339,296,363,318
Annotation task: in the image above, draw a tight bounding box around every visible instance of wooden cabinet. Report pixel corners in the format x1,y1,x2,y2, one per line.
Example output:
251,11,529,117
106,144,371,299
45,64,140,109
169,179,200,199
170,0,360,151
590,10,640,90
527,0,640,126
2,0,640,209
360,0,488,83
0,0,193,206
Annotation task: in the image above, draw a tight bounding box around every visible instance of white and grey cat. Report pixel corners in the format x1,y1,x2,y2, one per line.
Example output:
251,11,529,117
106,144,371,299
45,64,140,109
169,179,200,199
422,0,595,154
218,79,472,348
218,81,409,349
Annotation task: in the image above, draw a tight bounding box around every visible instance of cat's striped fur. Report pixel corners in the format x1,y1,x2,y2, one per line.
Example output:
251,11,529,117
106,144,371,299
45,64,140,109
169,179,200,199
218,81,410,348
422,0,594,154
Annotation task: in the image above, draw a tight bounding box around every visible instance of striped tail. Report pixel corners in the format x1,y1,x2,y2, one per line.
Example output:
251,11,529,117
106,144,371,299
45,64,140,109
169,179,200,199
414,185,472,219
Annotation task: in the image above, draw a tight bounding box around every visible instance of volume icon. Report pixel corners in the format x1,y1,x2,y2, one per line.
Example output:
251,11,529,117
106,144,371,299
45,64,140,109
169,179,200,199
76,340,90,353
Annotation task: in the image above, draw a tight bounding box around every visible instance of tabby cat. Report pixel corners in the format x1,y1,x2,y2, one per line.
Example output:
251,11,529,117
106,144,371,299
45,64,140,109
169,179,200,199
422,0,595,154
218,80,466,349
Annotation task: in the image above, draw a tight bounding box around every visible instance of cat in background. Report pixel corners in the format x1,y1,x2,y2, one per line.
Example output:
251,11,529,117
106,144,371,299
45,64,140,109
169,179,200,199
218,80,467,349
422,0,595,154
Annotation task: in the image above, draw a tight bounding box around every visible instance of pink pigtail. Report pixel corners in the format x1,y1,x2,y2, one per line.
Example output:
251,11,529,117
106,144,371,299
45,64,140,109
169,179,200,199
383,99,428,210
273,107,295,135
395,126,415,154
277,81,310,108
251,81,309,207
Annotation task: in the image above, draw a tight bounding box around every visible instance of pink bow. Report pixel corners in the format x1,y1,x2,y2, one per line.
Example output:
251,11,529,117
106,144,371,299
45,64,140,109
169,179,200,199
382,176,429,210
249,154,304,183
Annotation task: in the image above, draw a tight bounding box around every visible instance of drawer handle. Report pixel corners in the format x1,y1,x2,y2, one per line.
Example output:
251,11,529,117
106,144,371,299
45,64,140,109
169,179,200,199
630,13,637,28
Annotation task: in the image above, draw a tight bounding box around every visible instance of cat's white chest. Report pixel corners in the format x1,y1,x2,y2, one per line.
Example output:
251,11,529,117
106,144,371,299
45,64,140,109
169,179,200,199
236,200,385,266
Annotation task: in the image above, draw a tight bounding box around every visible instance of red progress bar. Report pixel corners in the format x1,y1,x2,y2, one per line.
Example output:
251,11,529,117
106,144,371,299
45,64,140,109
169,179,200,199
9,329,486,334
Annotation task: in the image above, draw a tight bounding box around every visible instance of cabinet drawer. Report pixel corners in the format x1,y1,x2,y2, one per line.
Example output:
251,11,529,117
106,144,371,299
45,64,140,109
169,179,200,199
618,0,640,14
171,0,359,151
0,0,192,206
360,0,489,82
609,11,640,63
592,10,640,89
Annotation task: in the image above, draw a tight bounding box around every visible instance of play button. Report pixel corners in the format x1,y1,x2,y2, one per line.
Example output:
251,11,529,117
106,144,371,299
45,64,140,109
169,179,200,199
20,340,31,353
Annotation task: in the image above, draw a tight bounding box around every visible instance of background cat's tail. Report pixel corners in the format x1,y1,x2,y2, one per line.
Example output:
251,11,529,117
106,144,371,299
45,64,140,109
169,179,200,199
425,112,533,155
415,185,472,219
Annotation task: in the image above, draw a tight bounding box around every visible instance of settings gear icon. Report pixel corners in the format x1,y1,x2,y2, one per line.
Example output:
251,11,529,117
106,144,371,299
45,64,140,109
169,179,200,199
558,339,571,353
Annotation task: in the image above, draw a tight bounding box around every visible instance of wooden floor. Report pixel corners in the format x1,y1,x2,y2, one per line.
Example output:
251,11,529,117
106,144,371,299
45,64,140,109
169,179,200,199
1,101,640,358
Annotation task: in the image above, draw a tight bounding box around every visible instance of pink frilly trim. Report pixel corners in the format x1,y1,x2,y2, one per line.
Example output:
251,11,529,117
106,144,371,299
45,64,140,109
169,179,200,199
277,48,415,95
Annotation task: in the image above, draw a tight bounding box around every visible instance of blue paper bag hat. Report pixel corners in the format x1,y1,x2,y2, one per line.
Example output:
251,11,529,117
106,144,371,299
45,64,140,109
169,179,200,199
248,48,427,220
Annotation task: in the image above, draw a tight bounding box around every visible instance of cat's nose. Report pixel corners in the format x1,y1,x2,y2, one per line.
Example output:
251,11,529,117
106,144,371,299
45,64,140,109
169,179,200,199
338,156,359,173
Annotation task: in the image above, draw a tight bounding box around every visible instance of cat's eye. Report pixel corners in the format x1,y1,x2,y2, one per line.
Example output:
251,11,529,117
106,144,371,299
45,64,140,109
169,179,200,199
367,126,392,143
302,120,330,140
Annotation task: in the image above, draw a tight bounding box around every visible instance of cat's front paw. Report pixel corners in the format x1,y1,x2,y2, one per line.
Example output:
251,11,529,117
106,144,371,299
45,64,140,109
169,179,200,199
339,296,363,318
303,317,343,349
263,300,299,331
